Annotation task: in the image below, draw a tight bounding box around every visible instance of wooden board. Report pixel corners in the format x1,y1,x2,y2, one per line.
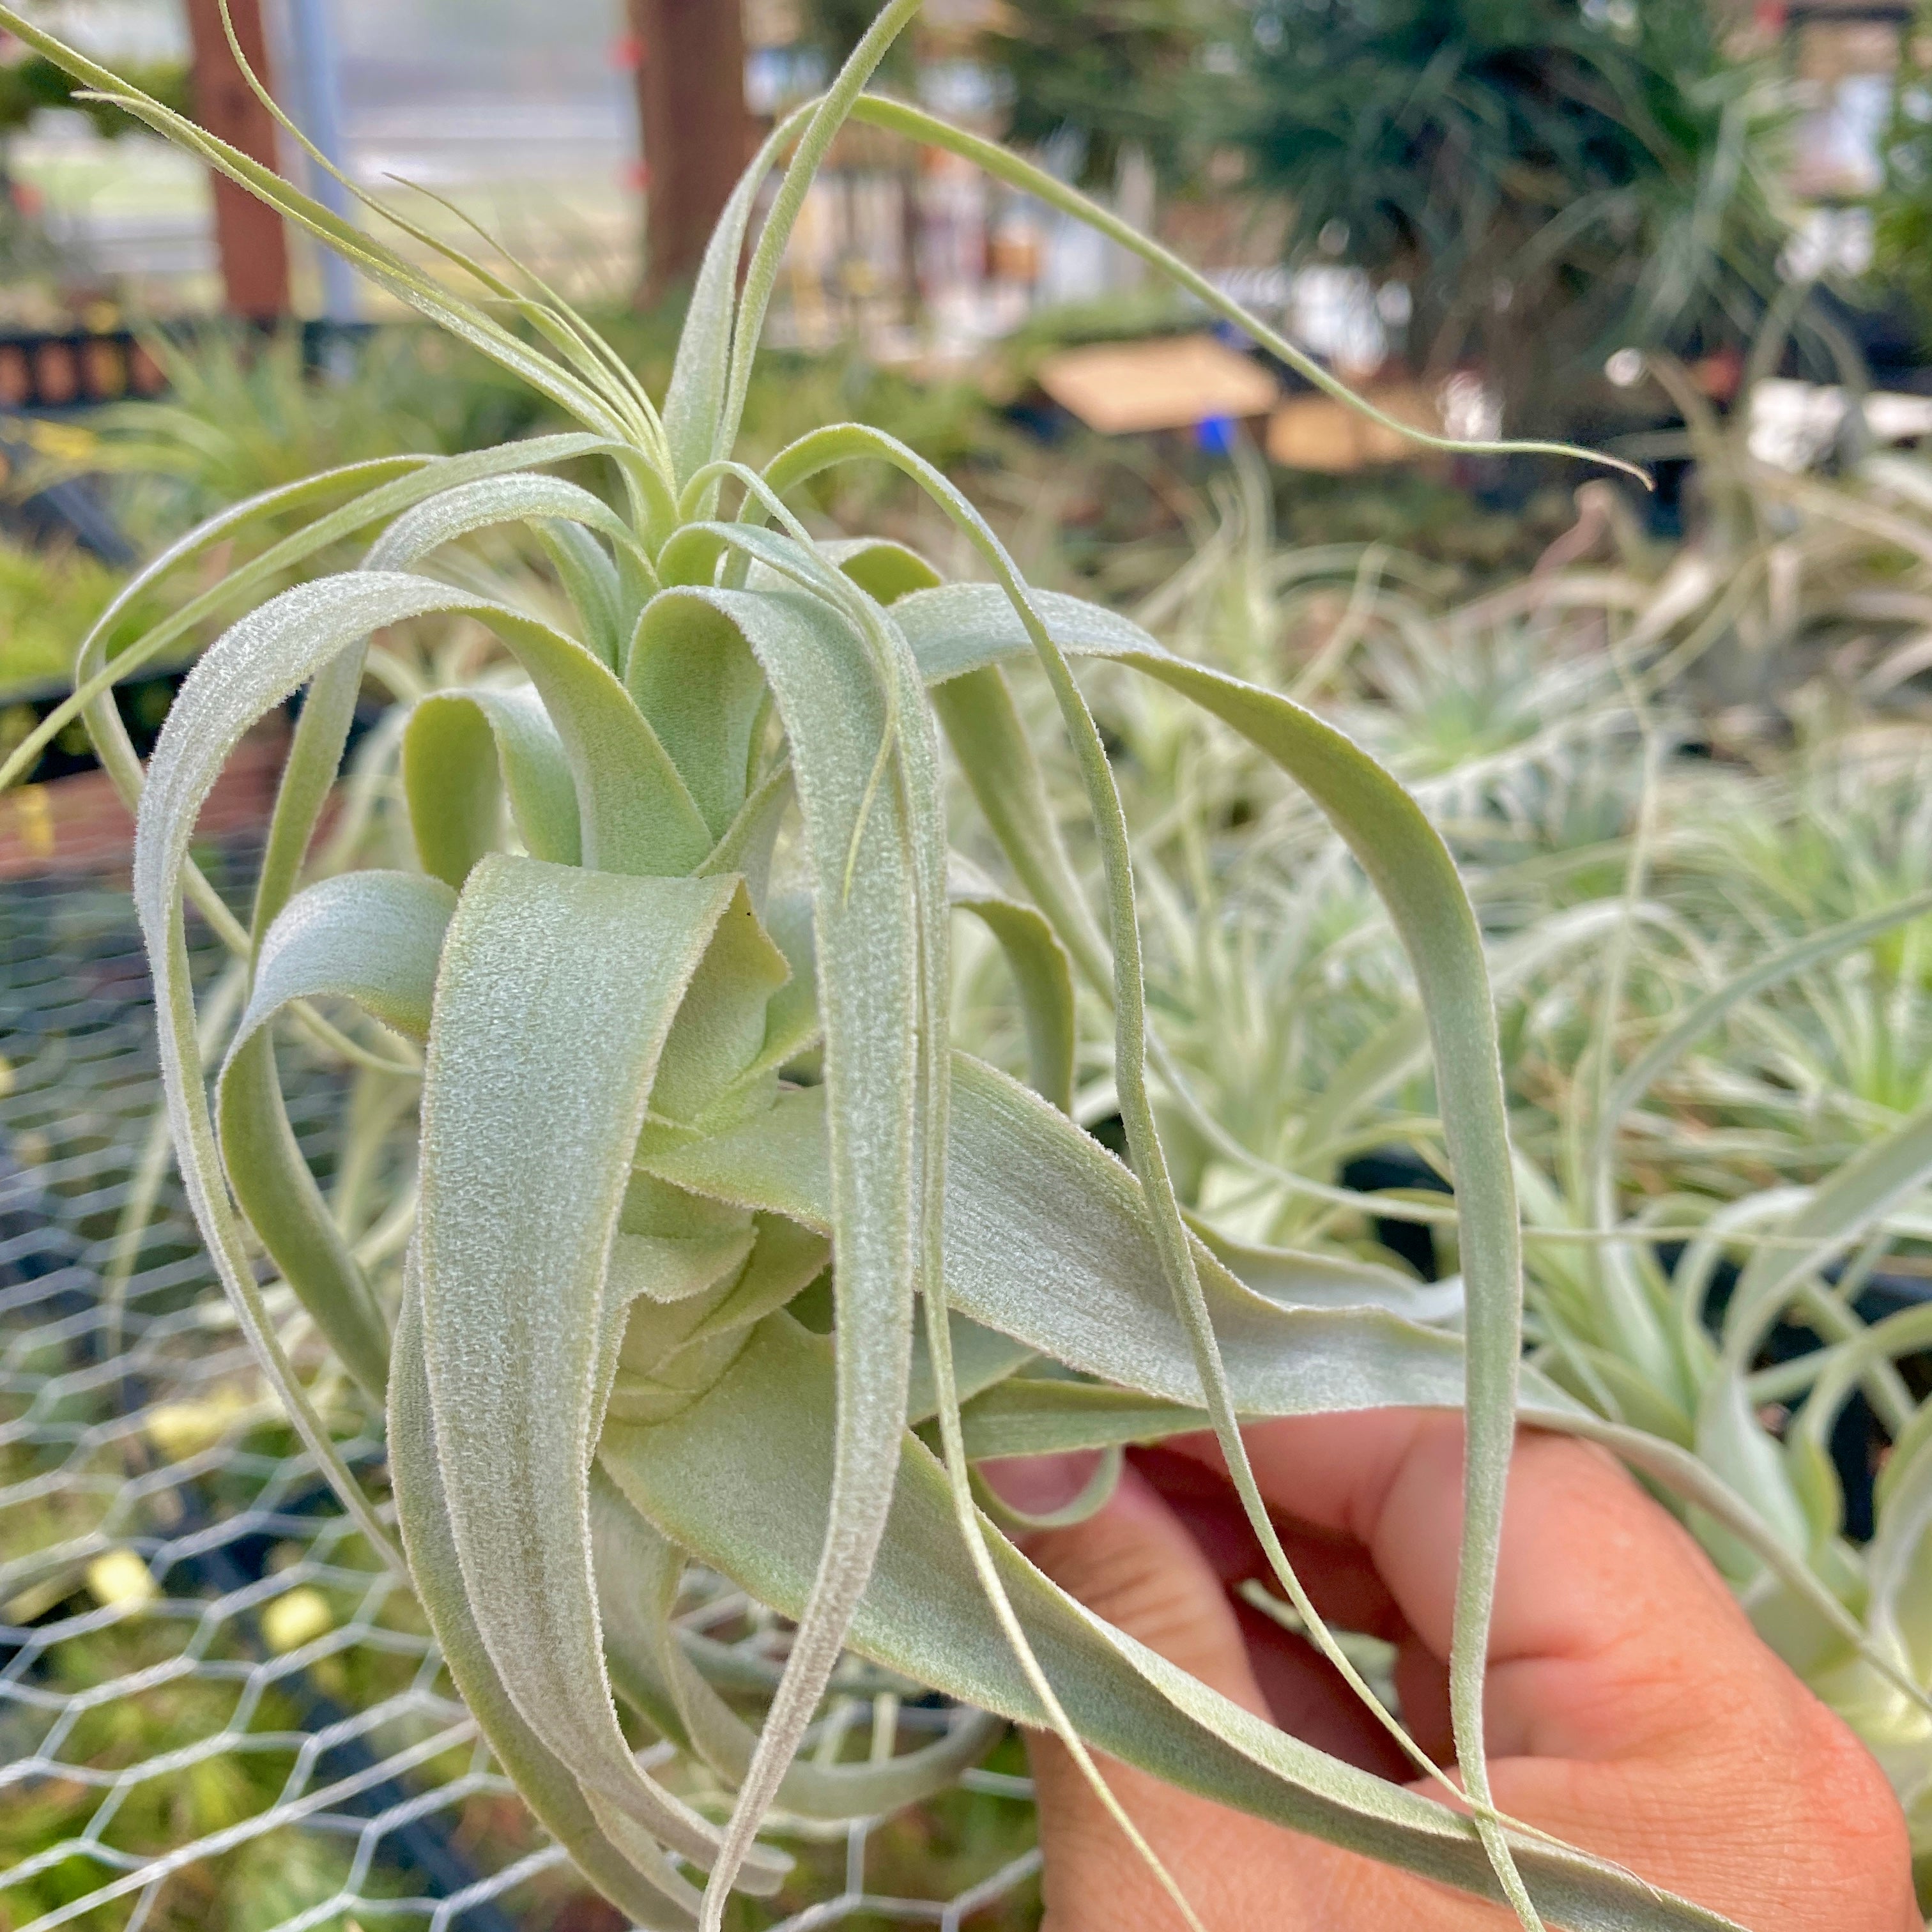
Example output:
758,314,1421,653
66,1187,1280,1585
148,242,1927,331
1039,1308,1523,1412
1037,334,1280,435
1267,381,1443,473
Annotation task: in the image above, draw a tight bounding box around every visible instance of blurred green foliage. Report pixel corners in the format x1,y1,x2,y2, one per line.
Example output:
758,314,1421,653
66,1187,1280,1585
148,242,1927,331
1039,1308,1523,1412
976,0,1216,189
0,52,188,141
1207,0,1795,425
1873,4,1932,348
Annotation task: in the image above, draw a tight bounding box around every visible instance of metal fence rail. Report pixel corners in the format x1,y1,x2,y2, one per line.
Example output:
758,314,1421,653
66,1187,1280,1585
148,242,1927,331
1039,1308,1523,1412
0,852,1039,1932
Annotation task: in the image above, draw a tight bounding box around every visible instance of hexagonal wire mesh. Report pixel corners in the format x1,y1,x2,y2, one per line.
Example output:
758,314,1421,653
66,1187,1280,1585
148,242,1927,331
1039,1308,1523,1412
0,848,1041,1932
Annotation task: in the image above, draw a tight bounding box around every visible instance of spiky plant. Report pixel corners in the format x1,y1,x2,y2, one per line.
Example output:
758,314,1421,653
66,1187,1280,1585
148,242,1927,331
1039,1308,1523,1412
3,7,1908,1928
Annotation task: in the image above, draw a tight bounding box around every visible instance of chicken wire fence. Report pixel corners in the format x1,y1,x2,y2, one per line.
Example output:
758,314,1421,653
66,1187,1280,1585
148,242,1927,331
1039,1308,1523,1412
0,846,1041,1932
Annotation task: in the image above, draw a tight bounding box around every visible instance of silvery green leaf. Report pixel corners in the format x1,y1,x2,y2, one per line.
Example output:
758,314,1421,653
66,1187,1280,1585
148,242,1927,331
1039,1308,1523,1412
591,1470,1002,1820
217,871,436,1400
811,535,944,604
640,1051,1570,1425
404,685,583,889
536,518,630,667
955,1376,1208,1458
366,470,648,577
847,93,1644,479
602,1314,1743,1932
663,102,817,494
415,851,785,1884
948,854,1077,1112
1191,1220,1464,1324
389,1279,715,1928
233,871,457,1052
716,1,927,465
0,10,651,445
931,664,1110,985
215,645,401,1404
907,1312,1037,1425
138,571,709,890
896,579,1533,1876
642,582,950,1913
626,592,774,839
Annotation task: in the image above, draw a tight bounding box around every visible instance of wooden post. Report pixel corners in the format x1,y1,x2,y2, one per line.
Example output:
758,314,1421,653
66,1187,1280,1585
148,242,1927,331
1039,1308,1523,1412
183,0,291,320
628,0,751,296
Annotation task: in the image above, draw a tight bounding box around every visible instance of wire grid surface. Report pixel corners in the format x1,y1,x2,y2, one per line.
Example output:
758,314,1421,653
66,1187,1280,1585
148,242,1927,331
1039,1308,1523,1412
0,853,1041,1932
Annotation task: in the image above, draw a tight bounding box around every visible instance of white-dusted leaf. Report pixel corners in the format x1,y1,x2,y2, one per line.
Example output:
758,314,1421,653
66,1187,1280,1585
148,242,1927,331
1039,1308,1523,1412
59,439,615,949
1192,1220,1464,1324
815,535,943,604
949,854,1076,1112
216,650,405,1405
233,870,456,1052
590,1470,1002,1820
896,579,1531,1867
931,664,1110,986
907,1311,1037,1425
626,591,773,839
415,852,783,1885
848,93,1639,477
0,12,647,445
404,685,583,888
135,571,708,895
640,581,949,1915
955,1375,1209,1457
663,102,816,493
602,1315,1743,1932
640,1052,1568,1424
548,518,635,666
389,1280,711,1928
367,469,647,574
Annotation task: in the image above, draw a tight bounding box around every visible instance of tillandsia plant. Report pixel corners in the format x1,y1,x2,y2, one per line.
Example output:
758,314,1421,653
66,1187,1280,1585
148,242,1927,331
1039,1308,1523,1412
1103,474,1932,1884
3,6,1919,1929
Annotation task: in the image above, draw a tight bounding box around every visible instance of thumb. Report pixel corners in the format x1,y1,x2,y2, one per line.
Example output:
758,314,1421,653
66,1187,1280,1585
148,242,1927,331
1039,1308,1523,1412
999,1463,1285,1932
1014,1460,1269,1719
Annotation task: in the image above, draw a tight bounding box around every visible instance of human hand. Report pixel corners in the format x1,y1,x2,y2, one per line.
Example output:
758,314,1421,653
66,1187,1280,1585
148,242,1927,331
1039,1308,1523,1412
994,1413,1917,1931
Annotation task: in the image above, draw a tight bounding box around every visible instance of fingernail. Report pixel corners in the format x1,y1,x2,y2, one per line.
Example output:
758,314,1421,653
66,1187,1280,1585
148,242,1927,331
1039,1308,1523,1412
979,1451,1103,1518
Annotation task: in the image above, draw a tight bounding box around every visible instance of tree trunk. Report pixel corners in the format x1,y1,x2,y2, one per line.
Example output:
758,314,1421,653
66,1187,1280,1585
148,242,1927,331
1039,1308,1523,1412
629,0,750,298
183,0,291,321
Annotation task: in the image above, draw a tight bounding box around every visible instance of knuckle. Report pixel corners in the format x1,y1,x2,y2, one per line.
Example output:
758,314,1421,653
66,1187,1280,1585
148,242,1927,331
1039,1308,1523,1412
1797,1703,1912,1852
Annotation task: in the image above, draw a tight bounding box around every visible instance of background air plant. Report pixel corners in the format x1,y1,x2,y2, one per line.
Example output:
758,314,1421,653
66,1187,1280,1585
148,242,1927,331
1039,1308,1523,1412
1073,451,1932,1896
4,5,1917,1929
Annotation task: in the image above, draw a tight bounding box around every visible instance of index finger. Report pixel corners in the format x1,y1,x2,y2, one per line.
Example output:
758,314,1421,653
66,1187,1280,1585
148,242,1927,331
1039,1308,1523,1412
1167,1411,1770,1763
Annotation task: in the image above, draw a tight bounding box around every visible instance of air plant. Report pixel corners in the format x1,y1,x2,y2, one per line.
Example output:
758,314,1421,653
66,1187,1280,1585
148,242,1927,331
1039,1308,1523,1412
3,6,1910,1929
1100,470,1932,1891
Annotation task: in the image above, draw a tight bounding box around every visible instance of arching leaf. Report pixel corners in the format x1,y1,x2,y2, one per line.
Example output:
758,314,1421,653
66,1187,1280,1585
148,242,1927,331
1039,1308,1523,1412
949,856,1077,1112
896,580,1531,1866
404,686,583,888
414,852,785,1885
602,1315,1742,1932
390,1280,717,1929
633,582,948,1911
